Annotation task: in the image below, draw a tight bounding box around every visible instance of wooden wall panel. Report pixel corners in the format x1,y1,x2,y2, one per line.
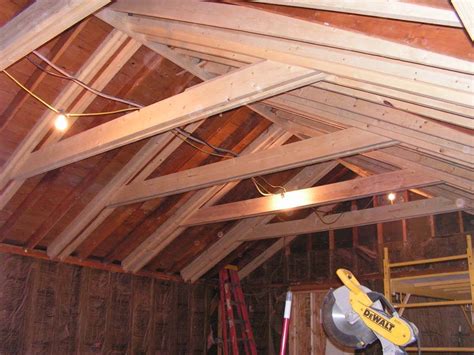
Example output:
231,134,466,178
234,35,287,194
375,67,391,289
0,253,210,354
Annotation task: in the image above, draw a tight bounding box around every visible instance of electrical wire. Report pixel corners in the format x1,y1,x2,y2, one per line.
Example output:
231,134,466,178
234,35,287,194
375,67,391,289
4,58,286,198
32,51,144,109
312,196,374,225
2,69,140,117
2,69,60,113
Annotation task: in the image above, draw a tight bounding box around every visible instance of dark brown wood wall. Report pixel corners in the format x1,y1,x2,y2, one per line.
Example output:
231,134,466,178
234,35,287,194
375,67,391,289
0,253,211,354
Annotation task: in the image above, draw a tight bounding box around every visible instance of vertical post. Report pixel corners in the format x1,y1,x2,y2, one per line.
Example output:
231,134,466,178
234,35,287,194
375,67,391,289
351,200,359,275
466,235,473,315
284,238,290,283
306,235,312,280
329,230,335,279
401,191,409,243
373,196,384,271
429,215,436,238
458,211,465,234
383,247,392,303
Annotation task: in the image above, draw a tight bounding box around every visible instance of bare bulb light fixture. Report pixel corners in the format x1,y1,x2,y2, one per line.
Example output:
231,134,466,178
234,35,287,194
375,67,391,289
54,111,68,131
387,192,396,204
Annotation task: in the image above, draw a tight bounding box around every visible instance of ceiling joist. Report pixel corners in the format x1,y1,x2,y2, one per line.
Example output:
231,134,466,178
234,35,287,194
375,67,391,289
0,0,111,71
110,128,395,206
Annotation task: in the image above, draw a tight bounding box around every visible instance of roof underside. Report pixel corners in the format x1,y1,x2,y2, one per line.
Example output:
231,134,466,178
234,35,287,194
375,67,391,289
0,0,472,282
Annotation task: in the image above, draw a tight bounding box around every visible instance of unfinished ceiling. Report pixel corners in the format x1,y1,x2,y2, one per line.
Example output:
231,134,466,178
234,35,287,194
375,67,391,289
0,0,472,283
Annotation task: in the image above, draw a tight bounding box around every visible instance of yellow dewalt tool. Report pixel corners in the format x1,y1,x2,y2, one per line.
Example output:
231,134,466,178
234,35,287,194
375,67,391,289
322,269,420,354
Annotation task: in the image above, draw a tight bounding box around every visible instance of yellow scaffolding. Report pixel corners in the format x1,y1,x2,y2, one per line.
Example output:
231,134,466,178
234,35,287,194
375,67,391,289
383,234,473,353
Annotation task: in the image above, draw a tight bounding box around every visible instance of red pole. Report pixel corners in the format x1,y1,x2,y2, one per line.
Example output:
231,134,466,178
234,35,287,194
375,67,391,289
279,291,293,355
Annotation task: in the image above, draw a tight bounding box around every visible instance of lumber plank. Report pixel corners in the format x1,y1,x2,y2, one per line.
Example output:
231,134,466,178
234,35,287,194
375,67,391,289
258,101,473,193
451,0,474,40
14,60,322,179
180,161,338,282
243,197,464,240
109,128,394,206
0,0,110,71
252,0,462,27
183,169,441,226
266,92,472,167
111,0,471,72
117,10,474,108
0,243,181,282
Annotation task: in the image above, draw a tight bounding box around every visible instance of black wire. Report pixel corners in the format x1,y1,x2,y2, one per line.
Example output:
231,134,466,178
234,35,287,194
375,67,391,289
312,197,374,225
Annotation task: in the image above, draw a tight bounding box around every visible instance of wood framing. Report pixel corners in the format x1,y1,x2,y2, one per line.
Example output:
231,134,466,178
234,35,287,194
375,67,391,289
112,8,474,109
110,128,394,206
181,162,338,282
243,197,462,241
110,0,471,72
13,60,322,179
252,0,463,27
0,0,110,71
183,169,441,226
452,0,474,40
122,125,292,272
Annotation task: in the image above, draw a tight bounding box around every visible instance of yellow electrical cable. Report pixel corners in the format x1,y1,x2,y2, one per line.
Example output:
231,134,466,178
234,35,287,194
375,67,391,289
2,69,59,113
2,69,140,117
67,107,139,117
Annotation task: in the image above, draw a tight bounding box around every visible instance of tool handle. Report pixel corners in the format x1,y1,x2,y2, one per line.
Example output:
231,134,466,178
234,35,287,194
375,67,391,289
336,268,363,294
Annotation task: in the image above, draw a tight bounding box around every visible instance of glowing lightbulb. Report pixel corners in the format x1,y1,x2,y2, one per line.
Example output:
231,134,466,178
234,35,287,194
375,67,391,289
387,192,396,202
54,113,68,131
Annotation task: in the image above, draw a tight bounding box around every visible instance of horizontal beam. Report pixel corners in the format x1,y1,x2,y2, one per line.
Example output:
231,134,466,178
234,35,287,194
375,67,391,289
111,0,470,72
13,60,321,179
184,169,441,226
0,0,110,71
244,197,462,241
252,0,463,28
0,243,181,282
180,162,338,282
110,128,395,206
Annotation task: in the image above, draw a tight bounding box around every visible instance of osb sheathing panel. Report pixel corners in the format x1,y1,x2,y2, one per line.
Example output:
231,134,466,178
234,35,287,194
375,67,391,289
0,253,210,354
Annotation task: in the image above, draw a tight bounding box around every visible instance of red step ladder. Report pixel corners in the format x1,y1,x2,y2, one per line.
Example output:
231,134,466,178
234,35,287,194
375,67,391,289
219,265,257,355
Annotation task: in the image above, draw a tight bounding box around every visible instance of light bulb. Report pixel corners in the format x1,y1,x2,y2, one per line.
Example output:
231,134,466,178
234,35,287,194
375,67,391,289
387,192,396,202
54,113,68,131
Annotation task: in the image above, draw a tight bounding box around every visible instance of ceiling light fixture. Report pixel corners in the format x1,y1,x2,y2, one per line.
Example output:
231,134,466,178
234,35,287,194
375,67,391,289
387,192,396,203
54,111,68,131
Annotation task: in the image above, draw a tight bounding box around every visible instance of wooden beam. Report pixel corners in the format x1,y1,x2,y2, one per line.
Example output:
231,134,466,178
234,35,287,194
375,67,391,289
122,125,292,272
180,161,338,282
259,100,473,194
110,0,471,72
0,30,134,209
13,60,322,179
252,0,463,28
244,197,462,241
110,128,394,206
452,0,474,40
0,243,181,282
183,169,441,226
113,7,474,108
0,0,110,71
268,88,473,166
95,9,216,81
